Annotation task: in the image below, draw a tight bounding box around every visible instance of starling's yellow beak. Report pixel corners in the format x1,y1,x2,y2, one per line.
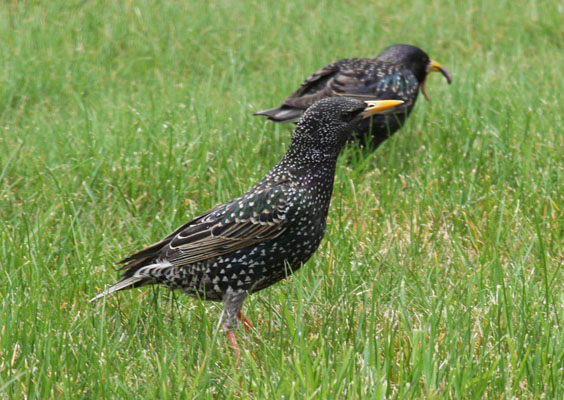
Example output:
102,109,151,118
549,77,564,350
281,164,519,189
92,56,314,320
421,59,452,102
361,100,404,118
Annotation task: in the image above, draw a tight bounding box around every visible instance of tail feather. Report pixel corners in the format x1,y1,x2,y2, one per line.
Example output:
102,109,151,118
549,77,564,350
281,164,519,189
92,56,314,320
89,261,173,302
89,276,150,303
253,106,304,123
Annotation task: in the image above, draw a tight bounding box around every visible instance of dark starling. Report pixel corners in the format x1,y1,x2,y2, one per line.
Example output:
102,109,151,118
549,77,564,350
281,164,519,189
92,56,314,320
90,97,403,359
254,44,452,150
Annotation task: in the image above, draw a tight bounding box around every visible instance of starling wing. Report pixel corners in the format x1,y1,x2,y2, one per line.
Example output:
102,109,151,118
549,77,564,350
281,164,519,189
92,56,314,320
90,184,303,300
254,59,418,123
253,61,343,122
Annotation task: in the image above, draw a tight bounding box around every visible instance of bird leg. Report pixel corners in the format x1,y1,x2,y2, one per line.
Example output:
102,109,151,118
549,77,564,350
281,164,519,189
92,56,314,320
222,291,248,361
225,331,241,362
237,311,254,331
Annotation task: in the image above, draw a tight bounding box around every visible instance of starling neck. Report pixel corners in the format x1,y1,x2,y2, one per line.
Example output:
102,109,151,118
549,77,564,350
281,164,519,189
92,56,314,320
274,152,339,192
284,140,341,164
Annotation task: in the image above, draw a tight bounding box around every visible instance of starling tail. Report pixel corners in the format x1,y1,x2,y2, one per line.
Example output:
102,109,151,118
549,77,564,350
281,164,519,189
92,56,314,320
253,106,304,123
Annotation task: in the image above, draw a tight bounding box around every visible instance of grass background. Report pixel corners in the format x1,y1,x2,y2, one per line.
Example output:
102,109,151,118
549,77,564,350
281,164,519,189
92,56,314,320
1,0,563,398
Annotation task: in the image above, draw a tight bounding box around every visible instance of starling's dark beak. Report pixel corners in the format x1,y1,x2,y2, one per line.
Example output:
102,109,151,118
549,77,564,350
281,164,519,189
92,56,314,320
421,59,452,102
361,100,404,118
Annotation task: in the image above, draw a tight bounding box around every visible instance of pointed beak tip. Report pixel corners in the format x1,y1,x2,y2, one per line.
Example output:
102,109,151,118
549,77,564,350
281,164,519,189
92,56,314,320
361,100,404,118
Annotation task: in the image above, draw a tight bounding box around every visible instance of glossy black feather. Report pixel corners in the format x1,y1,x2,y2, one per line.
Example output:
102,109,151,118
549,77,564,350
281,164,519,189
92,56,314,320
254,44,451,150
90,97,379,332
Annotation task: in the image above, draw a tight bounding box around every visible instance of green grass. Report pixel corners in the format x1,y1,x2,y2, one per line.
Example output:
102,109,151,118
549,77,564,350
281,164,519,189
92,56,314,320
1,0,563,398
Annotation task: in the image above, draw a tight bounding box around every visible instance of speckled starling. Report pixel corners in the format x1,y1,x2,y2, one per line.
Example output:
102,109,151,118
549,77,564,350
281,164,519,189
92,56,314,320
90,97,403,358
254,44,452,150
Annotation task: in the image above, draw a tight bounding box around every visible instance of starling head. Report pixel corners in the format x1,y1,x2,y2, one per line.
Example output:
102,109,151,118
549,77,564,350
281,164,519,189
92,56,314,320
377,44,452,101
376,44,433,82
289,97,403,157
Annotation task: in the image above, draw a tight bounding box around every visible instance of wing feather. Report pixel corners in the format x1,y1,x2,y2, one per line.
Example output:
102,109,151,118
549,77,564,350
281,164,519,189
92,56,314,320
119,185,295,272
285,60,419,109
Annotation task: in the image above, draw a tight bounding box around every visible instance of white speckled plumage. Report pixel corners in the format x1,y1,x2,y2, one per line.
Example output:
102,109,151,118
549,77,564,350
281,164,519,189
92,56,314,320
90,97,402,355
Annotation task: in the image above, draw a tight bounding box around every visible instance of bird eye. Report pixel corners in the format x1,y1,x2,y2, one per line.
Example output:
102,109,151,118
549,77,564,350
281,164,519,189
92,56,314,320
340,111,357,122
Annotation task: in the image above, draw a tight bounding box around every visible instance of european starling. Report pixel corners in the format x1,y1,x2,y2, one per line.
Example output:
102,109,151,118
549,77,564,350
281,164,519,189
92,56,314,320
254,44,452,150
90,97,403,359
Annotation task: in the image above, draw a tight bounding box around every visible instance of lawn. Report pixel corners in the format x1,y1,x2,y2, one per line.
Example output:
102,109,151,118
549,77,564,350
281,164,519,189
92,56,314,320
1,0,563,398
